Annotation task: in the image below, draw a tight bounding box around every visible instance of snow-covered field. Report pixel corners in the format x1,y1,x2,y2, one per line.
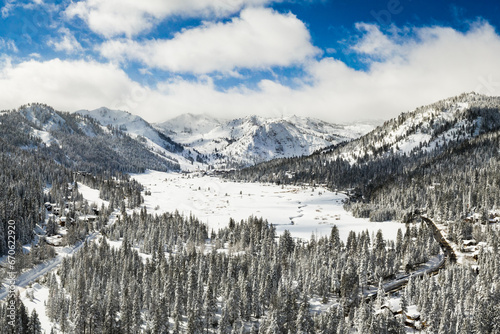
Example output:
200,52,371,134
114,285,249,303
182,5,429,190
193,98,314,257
132,170,404,241
77,182,109,208
21,283,51,331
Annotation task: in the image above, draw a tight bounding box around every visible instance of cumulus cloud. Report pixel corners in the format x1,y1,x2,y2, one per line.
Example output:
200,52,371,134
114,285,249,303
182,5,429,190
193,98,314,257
47,28,84,54
1,23,500,124
351,23,402,61
65,0,277,38
98,8,319,74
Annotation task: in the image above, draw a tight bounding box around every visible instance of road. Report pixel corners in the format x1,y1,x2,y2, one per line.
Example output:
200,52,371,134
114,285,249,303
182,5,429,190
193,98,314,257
0,232,98,300
365,216,456,299
421,216,457,263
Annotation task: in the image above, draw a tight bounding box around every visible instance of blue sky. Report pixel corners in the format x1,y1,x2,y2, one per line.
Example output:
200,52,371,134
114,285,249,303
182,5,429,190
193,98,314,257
0,0,500,123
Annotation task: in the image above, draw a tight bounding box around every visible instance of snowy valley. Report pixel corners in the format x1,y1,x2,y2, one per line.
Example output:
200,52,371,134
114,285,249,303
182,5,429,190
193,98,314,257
0,93,499,333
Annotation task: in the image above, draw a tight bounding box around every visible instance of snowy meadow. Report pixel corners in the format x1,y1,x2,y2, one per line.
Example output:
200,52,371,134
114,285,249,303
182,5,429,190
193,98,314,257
132,170,404,241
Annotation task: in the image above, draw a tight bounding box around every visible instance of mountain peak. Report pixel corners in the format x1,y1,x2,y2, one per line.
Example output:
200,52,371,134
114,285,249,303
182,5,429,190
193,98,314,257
157,113,224,137
17,103,67,132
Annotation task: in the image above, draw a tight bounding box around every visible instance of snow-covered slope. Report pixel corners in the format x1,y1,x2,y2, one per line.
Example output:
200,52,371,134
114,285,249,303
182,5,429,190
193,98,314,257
76,108,204,170
0,103,184,173
333,92,500,163
157,114,375,168
18,104,108,143
19,103,69,132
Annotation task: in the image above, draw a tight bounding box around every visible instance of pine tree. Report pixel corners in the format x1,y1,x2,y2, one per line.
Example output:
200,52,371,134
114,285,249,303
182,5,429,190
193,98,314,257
375,277,386,310
203,282,217,332
400,292,408,314
132,288,143,333
296,294,314,334
15,293,30,334
265,309,281,334
28,309,42,334
120,285,132,333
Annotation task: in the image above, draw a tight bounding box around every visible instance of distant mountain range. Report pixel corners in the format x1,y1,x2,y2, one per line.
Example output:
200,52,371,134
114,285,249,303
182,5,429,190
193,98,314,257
0,104,374,172
8,92,497,182
156,114,376,168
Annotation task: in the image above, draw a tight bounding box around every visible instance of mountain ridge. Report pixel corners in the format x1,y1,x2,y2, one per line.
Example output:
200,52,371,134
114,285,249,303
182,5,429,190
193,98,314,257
0,103,183,174
157,113,375,168
76,107,205,170
332,92,500,163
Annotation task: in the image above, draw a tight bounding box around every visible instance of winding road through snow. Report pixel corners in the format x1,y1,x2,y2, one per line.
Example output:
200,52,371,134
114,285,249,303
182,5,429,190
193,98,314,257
0,232,99,301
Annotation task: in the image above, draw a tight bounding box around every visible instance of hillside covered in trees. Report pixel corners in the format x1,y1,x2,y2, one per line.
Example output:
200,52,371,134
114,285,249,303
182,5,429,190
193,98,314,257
0,103,182,174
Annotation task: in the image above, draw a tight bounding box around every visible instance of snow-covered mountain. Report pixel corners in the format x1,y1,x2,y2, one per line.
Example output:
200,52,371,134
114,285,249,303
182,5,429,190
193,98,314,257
74,108,376,169
159,113,223,137
0,103,186,173
331,92,500,163
157,114,375,168
76,107,204,170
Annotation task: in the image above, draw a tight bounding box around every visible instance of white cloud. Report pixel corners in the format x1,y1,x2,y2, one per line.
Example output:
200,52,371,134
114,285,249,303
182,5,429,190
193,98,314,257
98,8,319,74
47,28,84,54
351,23,402,61
1,23,500,125
65,0,276,38
22,0,60,13
0,58,142,111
